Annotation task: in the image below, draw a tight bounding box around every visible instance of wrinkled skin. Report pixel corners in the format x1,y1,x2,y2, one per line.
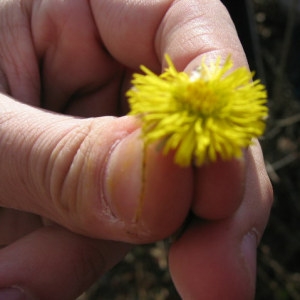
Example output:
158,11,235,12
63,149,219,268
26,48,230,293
0,0,273,299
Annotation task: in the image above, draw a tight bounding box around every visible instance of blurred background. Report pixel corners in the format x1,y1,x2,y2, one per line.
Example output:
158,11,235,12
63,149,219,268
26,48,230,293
84,0,300,299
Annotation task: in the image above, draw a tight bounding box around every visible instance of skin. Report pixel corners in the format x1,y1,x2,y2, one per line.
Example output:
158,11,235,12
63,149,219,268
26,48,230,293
0,0,273,299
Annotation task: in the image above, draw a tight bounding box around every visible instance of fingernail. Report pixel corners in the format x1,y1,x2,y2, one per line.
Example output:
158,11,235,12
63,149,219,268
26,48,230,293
104,130,144,223
0,287,32,300
241,229,258,284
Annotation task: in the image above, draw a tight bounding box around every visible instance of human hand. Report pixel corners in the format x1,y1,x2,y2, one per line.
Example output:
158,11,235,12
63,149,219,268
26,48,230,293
0,0,272,299
170,141,272,300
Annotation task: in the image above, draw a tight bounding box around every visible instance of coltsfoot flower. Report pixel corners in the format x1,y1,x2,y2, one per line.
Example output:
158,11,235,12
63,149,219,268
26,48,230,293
127,55,268,167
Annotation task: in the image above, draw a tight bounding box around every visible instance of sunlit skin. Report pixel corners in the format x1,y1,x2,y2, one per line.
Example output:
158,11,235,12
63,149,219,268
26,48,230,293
0,0,273,299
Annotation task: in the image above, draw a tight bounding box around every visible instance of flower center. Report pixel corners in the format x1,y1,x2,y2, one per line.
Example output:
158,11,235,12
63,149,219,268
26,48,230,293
175,80,221,116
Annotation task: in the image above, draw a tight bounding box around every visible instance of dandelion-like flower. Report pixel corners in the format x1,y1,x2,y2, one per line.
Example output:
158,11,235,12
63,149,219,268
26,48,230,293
127,55,268,167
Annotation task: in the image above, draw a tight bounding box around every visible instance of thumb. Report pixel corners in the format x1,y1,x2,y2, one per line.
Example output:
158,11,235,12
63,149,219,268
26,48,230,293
0,95,193,243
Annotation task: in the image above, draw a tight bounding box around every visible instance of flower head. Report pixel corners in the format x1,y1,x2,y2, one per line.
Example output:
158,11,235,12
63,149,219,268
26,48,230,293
127,55,268,167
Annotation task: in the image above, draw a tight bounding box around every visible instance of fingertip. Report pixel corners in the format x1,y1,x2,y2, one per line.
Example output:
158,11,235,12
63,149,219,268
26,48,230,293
192,156,246,220
137,141,194,241
104,130,193,242
104,129,144,225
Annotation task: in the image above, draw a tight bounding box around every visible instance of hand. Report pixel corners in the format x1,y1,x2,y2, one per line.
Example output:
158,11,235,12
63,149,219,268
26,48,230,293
170,142,272,300
0,0,273,299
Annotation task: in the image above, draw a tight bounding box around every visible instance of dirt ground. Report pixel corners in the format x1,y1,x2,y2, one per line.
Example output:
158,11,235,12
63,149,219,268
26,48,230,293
84,0,300,299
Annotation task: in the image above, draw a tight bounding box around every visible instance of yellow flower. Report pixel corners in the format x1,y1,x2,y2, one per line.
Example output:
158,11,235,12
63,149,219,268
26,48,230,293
127,55,268,167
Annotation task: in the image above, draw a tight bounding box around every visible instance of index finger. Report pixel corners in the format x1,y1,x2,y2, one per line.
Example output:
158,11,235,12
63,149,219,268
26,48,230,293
92,0,248,71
